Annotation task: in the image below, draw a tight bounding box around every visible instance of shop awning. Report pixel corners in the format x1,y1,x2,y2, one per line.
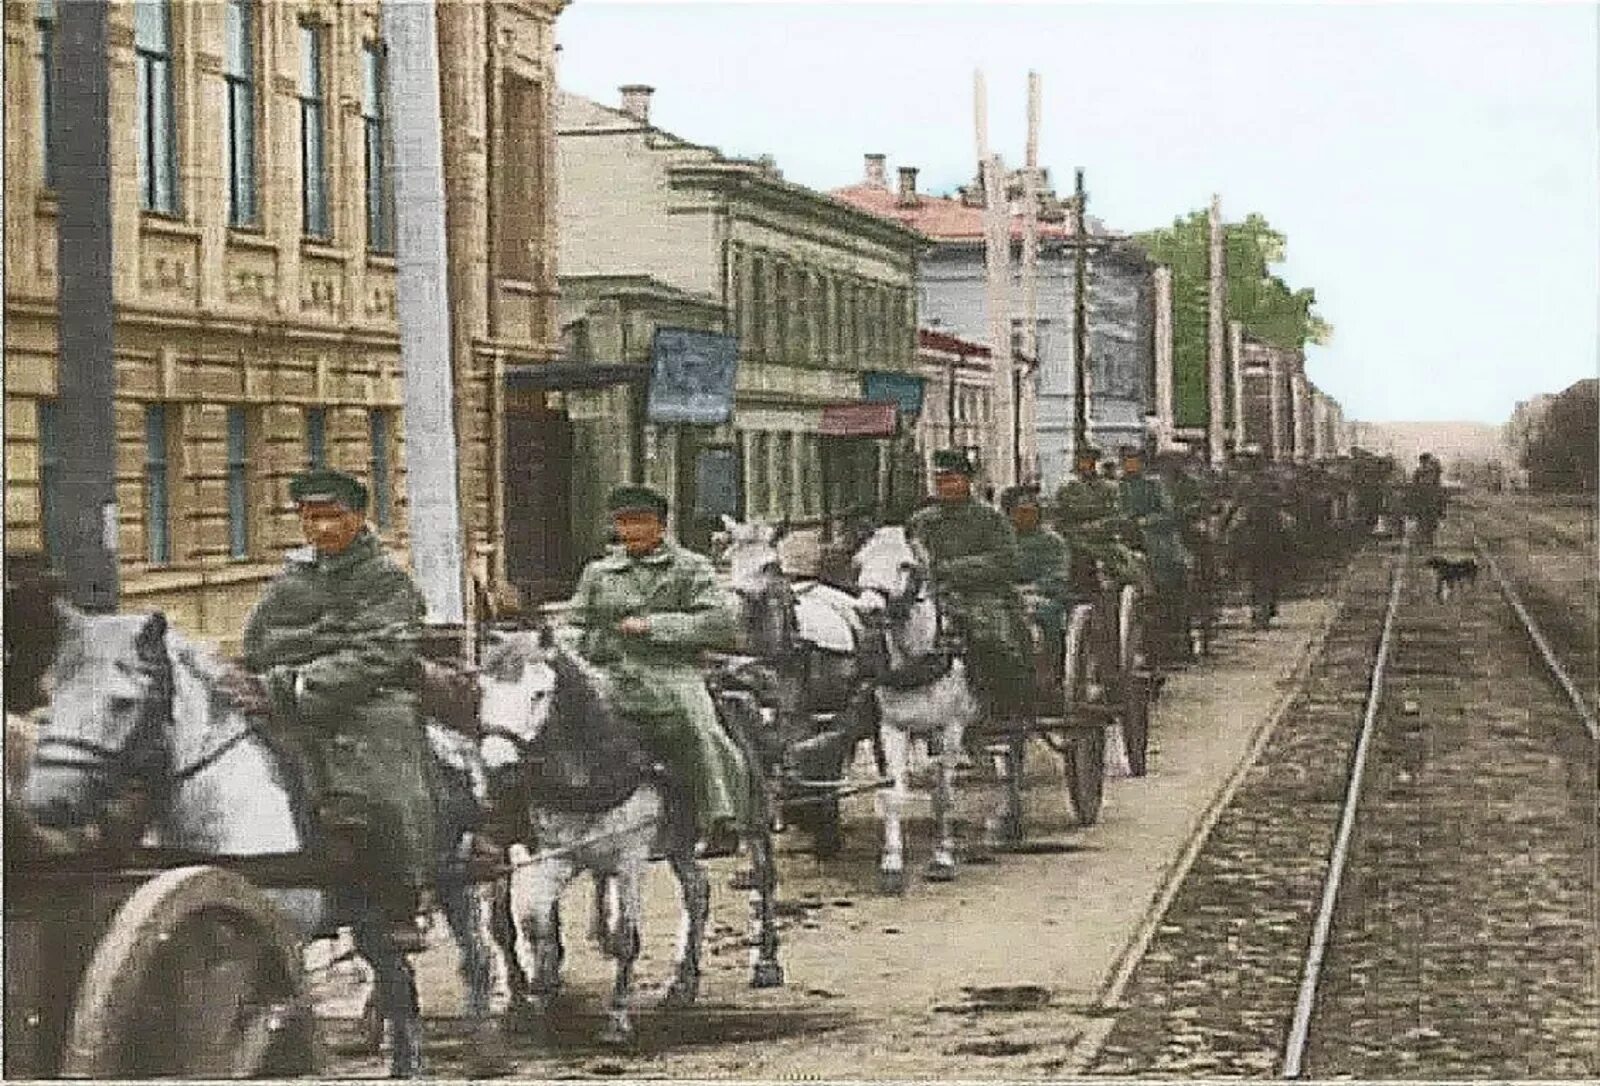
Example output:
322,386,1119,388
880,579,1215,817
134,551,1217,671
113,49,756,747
819,402,899,438
505,362,650,390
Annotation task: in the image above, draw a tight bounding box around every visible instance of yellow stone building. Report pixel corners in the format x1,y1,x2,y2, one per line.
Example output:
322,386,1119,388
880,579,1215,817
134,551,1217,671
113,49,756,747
3,0,563,650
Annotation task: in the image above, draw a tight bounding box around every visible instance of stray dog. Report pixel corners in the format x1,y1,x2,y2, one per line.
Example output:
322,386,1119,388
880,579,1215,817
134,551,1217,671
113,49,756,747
1425,556,1479,602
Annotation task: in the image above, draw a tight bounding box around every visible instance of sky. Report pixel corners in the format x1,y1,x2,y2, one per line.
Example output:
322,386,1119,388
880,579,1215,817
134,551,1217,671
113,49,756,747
554,1,1599,425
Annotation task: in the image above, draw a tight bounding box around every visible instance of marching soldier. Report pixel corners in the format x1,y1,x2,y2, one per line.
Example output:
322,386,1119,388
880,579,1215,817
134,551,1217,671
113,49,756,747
1001,484,1074,689
906,451,1034,721
239,469,436,949
568,485,748,857
1118,446,1192,664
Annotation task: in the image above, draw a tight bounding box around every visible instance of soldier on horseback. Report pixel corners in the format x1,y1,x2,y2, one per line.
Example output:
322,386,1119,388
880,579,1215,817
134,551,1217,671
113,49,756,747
237,469,436,951
903,451,1033,725
568,484,748,858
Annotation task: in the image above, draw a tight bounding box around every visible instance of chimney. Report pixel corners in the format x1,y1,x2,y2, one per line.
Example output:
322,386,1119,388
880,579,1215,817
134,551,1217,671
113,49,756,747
864,153,888,188
619,84,654,124
896,166,920,207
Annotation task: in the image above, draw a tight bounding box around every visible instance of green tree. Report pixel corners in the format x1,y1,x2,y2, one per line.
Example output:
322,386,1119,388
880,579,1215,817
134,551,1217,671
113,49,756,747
1524,379,1598,493
1135,212,1330,431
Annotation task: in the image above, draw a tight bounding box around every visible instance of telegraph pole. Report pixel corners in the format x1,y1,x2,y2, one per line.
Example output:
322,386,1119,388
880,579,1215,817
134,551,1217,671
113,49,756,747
1072,168,1090,456
1019,72,1041,482
1206,194,1227,467
973,70,1016,488
52,0,119,611
381,0,466,626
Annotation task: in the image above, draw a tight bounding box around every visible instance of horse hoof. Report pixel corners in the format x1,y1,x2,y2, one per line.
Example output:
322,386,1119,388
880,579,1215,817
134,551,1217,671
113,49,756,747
750,960,785,989
662,978,700,1008
878,868,907,895
924,858,957,883
727,867,758,892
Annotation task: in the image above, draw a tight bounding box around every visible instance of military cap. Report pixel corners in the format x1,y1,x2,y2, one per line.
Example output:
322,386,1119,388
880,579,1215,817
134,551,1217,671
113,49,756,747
999,484,1042,513
1073,446,1102,464
1119,445,1146,460
606,484,669,518
931,449,976,475
289,468,368,511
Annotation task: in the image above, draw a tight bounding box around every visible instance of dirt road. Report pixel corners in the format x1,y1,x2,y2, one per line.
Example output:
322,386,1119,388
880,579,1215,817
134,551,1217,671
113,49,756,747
314,591,1339,1078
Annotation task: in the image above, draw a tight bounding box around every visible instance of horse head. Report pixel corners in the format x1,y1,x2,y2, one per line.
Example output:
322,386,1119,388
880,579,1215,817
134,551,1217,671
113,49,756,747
852,526,928,624
477,629,559,783
25,605,172,829
721,516,798,658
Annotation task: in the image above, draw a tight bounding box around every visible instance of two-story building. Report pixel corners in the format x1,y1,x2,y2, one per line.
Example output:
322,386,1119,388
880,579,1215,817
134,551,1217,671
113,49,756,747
831,156,1160,492
3,0,564,648
549,87,925,587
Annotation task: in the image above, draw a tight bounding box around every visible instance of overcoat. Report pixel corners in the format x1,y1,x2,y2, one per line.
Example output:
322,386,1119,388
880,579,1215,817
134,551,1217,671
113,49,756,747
568,540,748,832
242,531,434,892
1119,474,1193,588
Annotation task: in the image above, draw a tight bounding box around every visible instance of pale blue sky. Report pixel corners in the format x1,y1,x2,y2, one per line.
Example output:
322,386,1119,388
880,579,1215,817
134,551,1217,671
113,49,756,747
554,2,1598,425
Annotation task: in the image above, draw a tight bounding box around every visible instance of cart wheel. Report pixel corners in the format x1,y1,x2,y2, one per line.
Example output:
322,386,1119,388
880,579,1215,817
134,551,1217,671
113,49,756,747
1117,585,1152,778
61,865,314,1079
1061,605,1107,826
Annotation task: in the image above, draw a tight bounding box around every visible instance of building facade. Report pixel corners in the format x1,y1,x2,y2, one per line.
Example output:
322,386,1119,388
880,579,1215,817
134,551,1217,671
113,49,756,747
831,157,1159,492
3,0,564,649
915,328,996,489
551,88,924,581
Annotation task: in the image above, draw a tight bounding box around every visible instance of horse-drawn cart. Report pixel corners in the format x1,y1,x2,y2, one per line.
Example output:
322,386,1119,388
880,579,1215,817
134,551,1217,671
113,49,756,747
5,851,318,1079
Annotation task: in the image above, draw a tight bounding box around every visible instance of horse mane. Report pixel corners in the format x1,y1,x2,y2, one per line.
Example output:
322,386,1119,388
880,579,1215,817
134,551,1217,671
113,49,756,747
517,644,655,815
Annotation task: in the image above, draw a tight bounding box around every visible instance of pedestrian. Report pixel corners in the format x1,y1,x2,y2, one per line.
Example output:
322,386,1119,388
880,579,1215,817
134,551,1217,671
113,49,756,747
238,468,436,951
567,484,748,858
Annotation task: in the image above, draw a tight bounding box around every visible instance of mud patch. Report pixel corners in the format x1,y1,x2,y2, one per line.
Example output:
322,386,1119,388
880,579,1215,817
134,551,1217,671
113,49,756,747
935,984,1054,1015
950,1039,1037,1057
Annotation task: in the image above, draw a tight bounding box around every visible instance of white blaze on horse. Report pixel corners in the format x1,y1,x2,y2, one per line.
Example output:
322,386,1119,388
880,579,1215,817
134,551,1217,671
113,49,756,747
851,526,977,893
21,604,499,1078
474,629,782,1047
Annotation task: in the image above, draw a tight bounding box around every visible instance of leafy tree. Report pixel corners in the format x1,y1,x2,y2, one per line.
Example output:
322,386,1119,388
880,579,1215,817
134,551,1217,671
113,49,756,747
1135,212,1330,430
1524,379,1598,493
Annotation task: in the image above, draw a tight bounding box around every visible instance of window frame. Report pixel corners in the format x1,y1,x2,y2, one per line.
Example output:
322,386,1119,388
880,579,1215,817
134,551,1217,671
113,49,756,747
369,409,393,531
38,400,62,558
144,404,173,566
36,0,56,189
304,406,327,471
361,41,394,254
224,0,258,228
226,406,251,559
298,20,330,239
135,0,179,216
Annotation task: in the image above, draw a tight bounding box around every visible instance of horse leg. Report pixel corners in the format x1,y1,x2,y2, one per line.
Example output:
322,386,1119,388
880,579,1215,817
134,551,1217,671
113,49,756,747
926,719,961,882
983,727,1024,849
488,874,531,1017
744,822,784,988
352,911,424,1079
599,862,643,1046
663,850,710,1007
875,723,910,895
512,856,573,1034
589,871,612,948
438,874,512,1075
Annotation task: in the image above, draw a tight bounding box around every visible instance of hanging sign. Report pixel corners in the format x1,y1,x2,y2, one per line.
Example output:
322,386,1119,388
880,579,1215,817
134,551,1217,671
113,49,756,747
646,328,740,425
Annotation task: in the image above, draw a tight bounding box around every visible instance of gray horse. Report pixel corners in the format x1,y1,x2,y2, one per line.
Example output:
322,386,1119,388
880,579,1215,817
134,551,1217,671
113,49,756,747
21,605,499,1078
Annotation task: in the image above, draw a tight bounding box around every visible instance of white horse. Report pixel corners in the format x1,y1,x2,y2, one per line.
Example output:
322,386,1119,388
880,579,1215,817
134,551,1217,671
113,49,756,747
21,605,500,1078
475,630,783,1046
851,526,977,893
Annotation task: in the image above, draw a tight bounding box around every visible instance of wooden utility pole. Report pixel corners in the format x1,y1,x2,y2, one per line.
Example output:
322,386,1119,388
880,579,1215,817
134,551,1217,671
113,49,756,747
381,0,466,626
1206,194,1227,466
974,70,1016,488
1152,266,1175,451
1072,168,1090,457
1268,344,1286,461
1019,71,1041,482
51,0,118,610
1229,319,1246,449
1290,361,1310,462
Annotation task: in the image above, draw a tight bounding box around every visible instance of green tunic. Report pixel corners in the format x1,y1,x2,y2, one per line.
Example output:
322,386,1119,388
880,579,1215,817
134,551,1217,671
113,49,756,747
907,499,1033,716
568,541,748,834
1053,478,1146,588
1015,525,1074,643
1119,474,1192,588
242,532,434,893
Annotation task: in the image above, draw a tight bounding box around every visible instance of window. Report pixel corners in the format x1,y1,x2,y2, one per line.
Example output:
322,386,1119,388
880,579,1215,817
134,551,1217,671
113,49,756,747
369,410,392,530
36,0,56,188
305,406,326,470
773,432,794,517
799,434,819,516
38,401,61,558
144,405,172,565
774,264,789,360
226,407,250,558
362,42,394,252
744,432,768,520
135,0,178,214
497,73,544,280
225,0,257,226
299,23,329,238
751,256,767,359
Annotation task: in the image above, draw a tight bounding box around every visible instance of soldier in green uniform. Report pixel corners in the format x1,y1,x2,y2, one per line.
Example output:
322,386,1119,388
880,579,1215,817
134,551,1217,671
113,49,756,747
906,451,1034,721
1117,446,1192,664
1054,447,1144,595
240,469,435,947
1002,484,1074,690
568,485,748,857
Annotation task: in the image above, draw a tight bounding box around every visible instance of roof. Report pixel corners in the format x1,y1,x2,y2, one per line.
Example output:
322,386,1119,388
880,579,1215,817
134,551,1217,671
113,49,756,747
918,328,992,357
830,181,1110,244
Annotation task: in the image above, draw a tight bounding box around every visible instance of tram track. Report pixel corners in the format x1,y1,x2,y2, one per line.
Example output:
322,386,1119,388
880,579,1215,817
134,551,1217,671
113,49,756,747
1088,510,1599,1078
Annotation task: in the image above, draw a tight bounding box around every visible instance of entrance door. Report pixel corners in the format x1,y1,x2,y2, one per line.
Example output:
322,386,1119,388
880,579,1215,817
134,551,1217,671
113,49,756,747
504,389,576,606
